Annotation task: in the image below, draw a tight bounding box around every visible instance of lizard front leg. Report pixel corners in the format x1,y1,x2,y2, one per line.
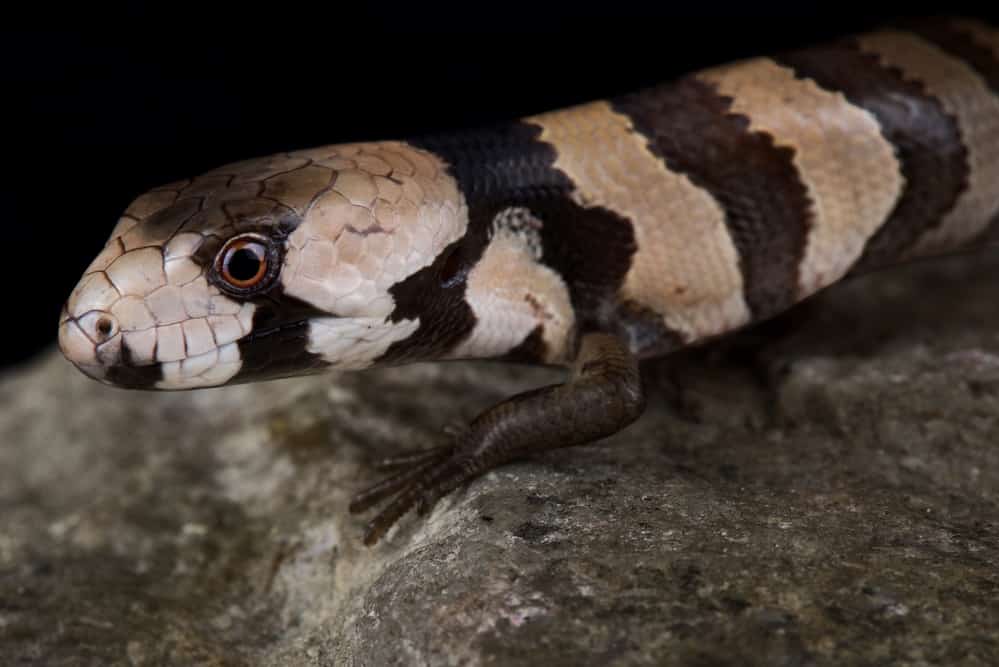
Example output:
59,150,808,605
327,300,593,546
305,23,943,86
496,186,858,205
349,332,646,545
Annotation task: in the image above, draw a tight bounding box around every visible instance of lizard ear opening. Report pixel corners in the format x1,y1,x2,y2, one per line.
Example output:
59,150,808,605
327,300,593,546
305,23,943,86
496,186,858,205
439,245,468,288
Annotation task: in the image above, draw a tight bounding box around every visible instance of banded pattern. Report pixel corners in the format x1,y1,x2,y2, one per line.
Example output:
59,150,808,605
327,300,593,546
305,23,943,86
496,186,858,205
778,39,970,272
613,77,813,324
890,24,999,255
61,18,999,386
60,18,999,386
697,57,903,297
527,100,749,350
406,122,638,363
516,18,999,350
58,17,999,544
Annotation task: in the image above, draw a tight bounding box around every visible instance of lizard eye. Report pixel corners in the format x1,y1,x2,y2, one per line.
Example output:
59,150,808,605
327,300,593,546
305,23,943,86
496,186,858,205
213,233,280,296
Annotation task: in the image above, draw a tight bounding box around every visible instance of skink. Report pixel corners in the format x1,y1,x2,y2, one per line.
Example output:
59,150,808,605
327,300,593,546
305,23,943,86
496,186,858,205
59,18,999,543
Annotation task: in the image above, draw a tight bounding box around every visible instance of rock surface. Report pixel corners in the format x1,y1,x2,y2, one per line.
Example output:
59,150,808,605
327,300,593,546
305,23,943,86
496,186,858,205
2,252,999,666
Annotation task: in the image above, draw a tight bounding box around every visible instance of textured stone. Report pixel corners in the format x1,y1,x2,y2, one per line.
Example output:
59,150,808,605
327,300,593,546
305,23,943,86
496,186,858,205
2,251,998,665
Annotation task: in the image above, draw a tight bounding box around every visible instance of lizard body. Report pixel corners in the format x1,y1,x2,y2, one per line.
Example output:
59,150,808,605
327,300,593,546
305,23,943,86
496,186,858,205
59,19,999,543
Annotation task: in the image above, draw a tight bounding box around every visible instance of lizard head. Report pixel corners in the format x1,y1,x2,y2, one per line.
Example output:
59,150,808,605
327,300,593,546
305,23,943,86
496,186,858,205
58,143,468,389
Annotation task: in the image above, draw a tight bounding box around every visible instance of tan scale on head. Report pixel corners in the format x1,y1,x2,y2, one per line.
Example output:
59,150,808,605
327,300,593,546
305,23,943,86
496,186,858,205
58,142,468,389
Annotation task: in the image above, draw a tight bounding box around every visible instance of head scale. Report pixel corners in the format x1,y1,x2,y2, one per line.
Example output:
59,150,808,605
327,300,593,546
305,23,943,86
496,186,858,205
58,143,468,389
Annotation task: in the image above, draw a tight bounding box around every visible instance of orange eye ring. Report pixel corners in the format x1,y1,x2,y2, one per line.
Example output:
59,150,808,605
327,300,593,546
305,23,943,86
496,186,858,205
213,234,280,296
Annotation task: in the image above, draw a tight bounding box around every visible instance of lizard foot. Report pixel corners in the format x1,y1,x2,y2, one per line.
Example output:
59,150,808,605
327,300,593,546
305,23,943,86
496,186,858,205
348,332,645,545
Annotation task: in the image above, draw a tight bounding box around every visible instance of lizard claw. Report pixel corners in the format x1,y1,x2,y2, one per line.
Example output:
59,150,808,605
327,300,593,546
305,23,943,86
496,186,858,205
368,444,455,472
353,453,466,545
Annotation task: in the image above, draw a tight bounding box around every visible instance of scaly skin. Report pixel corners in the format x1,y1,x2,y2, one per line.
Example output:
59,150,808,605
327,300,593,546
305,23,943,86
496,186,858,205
59,18,999,543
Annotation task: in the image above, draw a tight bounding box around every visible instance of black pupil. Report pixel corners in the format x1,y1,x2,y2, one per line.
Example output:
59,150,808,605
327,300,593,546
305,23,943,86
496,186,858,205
228,246,262,281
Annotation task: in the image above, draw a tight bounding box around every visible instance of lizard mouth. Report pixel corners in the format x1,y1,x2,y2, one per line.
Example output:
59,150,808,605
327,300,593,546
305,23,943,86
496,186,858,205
228,318,330,384
239,318,311,345
104,359,167,390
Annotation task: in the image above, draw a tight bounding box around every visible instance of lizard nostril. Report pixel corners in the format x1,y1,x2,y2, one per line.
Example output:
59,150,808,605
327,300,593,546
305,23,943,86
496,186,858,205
74,310,119,345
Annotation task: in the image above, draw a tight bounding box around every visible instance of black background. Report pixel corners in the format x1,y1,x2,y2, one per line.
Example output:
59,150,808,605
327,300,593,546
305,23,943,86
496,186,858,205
4,3,998,370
